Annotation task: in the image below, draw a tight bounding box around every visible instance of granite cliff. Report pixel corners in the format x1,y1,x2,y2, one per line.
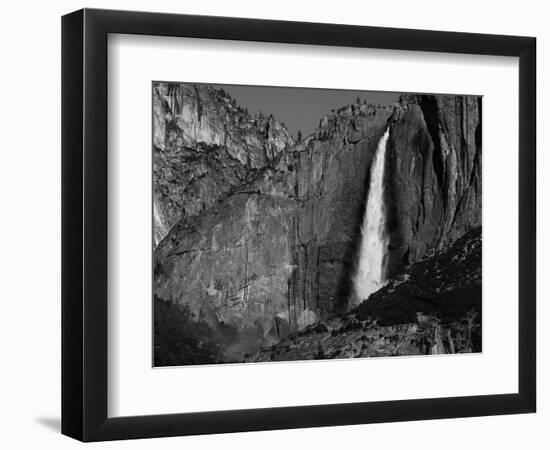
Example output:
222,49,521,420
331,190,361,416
153,83,293,245
153,83,482,363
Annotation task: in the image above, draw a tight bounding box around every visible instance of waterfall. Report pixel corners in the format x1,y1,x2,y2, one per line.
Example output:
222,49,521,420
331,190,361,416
352,128,390,306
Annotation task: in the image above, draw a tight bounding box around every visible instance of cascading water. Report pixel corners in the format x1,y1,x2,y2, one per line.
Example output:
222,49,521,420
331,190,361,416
351,127,390,306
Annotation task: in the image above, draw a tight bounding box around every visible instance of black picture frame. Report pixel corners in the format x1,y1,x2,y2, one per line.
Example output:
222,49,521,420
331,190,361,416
62,8,536,442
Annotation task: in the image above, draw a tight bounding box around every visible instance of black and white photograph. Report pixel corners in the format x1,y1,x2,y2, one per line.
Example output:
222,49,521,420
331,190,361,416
152,82,482,366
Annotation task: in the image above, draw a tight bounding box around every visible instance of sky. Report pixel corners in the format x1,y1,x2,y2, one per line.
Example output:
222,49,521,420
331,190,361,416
212,84,400,137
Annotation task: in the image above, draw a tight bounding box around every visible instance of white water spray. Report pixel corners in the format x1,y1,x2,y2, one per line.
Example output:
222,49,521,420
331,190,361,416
352,128,390,306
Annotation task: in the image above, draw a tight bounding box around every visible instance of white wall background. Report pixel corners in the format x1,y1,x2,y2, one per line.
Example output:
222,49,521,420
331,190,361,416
0,0,546,448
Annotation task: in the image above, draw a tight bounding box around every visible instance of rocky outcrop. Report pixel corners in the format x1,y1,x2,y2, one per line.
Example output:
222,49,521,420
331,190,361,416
246,313,479,362
245,227,481,362
153,85,482,361
153,83,293,244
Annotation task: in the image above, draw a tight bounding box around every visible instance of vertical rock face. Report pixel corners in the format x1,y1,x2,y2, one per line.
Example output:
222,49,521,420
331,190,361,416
153,86,481,359
384,95,482,279
153,82,293,245
154,170,298,344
